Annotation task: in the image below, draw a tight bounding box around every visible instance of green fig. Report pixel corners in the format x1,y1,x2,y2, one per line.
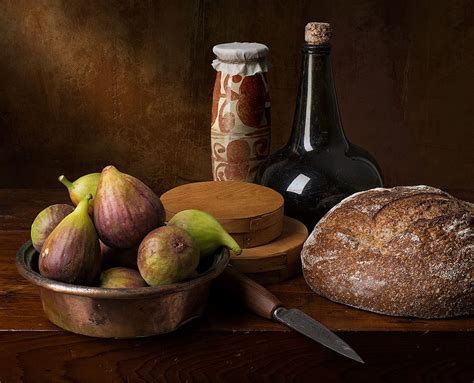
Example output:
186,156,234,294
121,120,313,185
99,267,147,288
94,165,165,248
31,204,74,252
168,209,241,257
39,194,101,285
58,173,100,207
137,226,200,286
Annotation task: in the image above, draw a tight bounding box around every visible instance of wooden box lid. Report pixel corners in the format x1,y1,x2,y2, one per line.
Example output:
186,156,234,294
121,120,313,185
230,216,308,284
161,181,284,236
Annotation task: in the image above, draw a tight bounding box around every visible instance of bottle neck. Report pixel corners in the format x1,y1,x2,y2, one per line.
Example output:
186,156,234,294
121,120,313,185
289,44,347,152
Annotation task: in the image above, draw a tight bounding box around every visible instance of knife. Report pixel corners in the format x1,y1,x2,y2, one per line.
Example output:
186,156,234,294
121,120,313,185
218,266,364,364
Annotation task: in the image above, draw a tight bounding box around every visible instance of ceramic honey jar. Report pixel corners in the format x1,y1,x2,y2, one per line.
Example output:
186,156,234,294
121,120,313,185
211,42,271,182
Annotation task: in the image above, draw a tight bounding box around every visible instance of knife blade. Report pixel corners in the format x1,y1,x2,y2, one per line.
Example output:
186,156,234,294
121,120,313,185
273,306,364,363
217,266,364,363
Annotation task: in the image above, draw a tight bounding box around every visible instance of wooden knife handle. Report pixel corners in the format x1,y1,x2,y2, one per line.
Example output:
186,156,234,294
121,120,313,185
216,266,282,320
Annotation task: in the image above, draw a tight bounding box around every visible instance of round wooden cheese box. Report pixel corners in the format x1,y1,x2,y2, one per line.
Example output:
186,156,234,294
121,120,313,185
161,181,284,248
230,216,308,284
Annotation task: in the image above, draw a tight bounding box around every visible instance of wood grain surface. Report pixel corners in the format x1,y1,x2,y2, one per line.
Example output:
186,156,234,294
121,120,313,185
161,181,284,232
0,189,70,231
229,220,284,249
0,188,473,381
1,1,473,194
1,331,472,382
230,216,307,282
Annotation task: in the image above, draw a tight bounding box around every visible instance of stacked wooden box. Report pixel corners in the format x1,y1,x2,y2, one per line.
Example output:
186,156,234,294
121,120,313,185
161,181,308,284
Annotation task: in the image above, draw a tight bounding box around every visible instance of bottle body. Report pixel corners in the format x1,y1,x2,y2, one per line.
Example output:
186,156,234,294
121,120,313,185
255,141,383,229
255,44,383,230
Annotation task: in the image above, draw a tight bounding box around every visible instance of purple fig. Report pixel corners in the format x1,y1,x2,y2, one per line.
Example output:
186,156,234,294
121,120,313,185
99,267,147,288
31,204,74,252
100,241,139,270
137,226,200,286
58,173,100,209
39,195,101,285
94,165,165,248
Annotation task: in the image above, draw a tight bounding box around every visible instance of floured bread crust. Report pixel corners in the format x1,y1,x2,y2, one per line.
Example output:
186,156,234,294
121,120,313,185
301,186,473,318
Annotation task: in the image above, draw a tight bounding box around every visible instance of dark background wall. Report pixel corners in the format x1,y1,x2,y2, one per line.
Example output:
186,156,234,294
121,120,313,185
1,0,473,193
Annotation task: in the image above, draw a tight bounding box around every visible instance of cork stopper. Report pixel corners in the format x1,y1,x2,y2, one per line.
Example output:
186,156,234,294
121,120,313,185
305,22,332,45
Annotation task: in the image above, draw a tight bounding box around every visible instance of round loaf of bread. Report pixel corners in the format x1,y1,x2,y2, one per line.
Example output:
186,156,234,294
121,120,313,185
301,185,473,318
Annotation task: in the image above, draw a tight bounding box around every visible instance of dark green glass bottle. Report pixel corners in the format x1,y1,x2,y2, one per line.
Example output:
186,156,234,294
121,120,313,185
255,23,383,230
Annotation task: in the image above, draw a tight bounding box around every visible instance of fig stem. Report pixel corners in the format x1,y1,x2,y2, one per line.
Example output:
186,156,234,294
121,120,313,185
58,175,73,189
75,194,93,214
230,244,242,255
224,233,242,255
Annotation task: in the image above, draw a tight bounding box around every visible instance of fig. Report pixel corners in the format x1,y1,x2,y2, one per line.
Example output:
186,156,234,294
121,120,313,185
99,267,147,288
39,194,101,285
31,204,74,252
94,165,165,248
58,173,100,207
137,226,200,286
168,209,241,257
100,241,139,270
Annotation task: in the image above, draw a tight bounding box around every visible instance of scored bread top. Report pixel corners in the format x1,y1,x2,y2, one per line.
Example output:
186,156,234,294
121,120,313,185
301,185,473,319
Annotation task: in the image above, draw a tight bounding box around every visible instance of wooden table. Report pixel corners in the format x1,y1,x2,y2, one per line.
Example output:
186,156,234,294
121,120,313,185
1,189,473,382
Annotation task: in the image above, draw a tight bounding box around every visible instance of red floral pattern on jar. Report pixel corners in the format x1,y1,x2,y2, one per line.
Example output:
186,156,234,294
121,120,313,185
211,72,271,182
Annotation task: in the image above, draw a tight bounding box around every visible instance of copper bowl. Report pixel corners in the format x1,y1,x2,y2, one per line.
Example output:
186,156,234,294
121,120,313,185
16,241,229,338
